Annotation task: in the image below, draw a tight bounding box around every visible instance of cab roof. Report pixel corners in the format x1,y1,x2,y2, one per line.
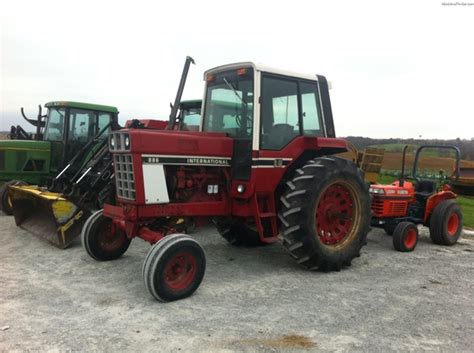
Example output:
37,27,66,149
45,101,119,113
204,62,325,83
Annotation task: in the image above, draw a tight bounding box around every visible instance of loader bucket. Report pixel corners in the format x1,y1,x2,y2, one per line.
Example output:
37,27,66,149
9,185,89,249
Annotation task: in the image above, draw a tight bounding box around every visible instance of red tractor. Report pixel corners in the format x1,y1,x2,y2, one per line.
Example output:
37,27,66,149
81,62,371,301
369,145,463,252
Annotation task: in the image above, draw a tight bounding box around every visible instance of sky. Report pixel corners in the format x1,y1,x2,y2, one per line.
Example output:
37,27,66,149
1,0,473,139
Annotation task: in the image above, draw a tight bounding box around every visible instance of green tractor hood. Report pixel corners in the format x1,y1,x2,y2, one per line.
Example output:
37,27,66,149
0,140,51,184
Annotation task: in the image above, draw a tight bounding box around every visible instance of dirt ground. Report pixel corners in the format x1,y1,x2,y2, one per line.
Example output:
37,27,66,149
381,152,474,171
0,214,473,352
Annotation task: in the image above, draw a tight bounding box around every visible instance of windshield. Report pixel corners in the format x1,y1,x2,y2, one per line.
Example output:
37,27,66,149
202,68,254,138
44,107,66,141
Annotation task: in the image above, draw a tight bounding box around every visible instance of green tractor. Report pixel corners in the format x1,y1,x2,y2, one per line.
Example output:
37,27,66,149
0,101,119,215
8,99,202,248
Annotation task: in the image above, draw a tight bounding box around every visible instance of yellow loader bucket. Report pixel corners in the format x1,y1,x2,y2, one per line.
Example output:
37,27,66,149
9,185,89,249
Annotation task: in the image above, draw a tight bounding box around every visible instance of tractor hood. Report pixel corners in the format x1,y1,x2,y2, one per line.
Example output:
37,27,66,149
110,129,234,158
0,139,51,151
0,140,51,184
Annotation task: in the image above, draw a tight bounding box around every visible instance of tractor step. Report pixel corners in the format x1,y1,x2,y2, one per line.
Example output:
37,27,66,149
253,193,278,241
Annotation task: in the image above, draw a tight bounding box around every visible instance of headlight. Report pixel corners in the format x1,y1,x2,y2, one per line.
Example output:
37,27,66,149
124,135,130,149
369,187,385,194
110,136,115,148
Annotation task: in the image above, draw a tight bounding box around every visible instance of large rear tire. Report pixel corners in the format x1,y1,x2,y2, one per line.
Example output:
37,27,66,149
142,234,206,302
279,156,371,271
81,210,131,261
429,200,463,245
0,180,27,215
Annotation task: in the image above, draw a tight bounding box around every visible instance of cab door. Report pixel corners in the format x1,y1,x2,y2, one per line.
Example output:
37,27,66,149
259,74,325,152
65,108,98,162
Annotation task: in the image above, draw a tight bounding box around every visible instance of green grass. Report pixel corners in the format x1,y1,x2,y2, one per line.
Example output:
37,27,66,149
377,174,397,184
369,143,417,153
457,196,474,229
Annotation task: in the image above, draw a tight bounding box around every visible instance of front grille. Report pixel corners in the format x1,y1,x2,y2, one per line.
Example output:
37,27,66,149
371,196,408,217
371,197,385,216
114,154,135,200
389,201,407,215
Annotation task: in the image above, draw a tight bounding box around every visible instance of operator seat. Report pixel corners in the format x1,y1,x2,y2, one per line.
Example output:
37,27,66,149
265,124,294,150
414,180,437,202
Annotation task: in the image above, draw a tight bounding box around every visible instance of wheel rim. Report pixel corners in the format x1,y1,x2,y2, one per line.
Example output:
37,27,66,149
447,213,460,236
163,251,197,291
315,182,357,246
404,228,417,249
97,220,127,252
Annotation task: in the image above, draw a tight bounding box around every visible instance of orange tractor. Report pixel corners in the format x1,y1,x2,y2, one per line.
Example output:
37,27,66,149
369,145,463,252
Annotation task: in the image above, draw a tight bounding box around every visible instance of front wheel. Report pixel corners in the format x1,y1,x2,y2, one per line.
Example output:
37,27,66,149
142,234,206,302
279,156,371,271
81,210,131,261
392,222,418,252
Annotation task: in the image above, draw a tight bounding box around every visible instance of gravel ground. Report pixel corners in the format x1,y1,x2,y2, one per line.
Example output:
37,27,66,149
0,214,473,352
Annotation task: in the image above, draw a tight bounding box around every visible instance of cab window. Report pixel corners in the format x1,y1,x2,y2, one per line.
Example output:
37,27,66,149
98,112,112,138
44,107,66,141
261,76,299,150
300,82,324,136
203,69,254,138
69,109,96,142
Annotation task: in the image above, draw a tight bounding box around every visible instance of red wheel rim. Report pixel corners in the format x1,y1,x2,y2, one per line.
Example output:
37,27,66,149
163,251,197,291
316,182,355,246
447,213,459,236
404,228,417,249
98,221,127,252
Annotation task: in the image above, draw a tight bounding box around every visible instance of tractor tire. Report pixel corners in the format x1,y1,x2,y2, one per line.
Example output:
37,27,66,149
213,218,264,246
392,222,418,252
279,156,371,271
429,200,463,246
142,234,206,302
0,180,27,215
81,210,131,261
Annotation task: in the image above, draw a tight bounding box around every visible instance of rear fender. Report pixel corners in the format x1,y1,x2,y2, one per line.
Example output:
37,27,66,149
276,146,349,205
423,191,457,224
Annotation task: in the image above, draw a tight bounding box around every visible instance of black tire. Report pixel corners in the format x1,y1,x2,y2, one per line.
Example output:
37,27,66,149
429,200,463,245
392,222,418,252
81,210,131,261
279,156,371,270
213,218,265,246
0,180,27,215
142,234,206,302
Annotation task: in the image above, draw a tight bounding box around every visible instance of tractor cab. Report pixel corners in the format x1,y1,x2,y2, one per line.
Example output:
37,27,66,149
43,101,119,172
201,63,340,184
202,63,336,142
178,99,201,131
